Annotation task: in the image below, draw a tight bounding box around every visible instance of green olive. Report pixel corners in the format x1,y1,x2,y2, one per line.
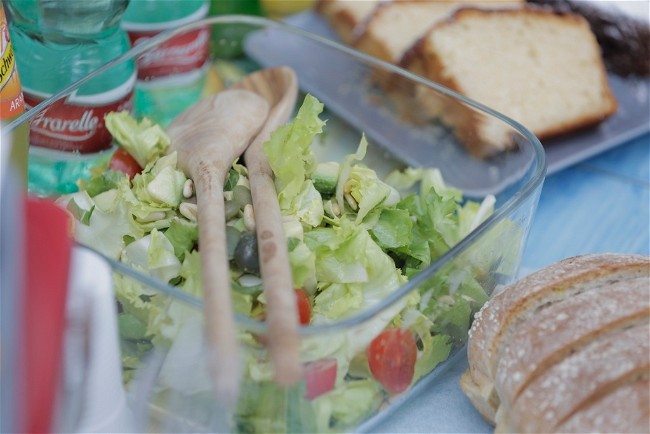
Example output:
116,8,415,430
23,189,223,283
234,231,260,275
232,185,252,208
225,199,240,220
225,226,242,260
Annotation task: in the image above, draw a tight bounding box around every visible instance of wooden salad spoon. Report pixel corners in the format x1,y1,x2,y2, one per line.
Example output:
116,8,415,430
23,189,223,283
232,66,301,386
167,89,269,406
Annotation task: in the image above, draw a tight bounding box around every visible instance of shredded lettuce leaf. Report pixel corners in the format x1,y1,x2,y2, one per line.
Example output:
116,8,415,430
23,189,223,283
105,111,170,167
62,94,511,434
264,94,324,215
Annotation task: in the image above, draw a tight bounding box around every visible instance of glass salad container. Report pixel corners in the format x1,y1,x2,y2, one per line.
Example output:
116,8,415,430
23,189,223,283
7,14,546,434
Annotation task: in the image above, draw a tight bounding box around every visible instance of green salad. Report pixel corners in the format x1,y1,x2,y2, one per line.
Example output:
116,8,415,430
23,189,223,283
58,94,503,433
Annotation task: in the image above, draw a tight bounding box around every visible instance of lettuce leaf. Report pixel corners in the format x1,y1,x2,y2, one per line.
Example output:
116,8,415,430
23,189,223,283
56,177,144,258
306,218,407,358
104,111,170,167
121,228,181,285
288,240,317,293
311,379,383,432
369,208,413,249
263,94,324,210
164,218,198,261
132,152,186,209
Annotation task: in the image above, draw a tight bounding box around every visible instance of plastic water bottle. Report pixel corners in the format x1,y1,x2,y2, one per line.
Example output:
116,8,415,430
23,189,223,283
5,0,136,196
122,0,210,127
209,0,261,59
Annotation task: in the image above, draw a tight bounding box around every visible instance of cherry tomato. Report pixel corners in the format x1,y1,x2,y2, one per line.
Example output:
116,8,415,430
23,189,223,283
303,357,337,400
295,288,311,325
254,289,311,346
367,328,417,394
109,147,142,180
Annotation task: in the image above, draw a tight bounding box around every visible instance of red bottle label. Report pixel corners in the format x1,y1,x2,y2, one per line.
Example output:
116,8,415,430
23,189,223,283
128,26,210,80
24,75,135,154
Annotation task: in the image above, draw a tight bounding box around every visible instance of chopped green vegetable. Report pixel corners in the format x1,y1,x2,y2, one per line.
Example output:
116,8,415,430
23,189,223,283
62,94,509,434
105,111,170,167
312,161,339,196
66,198,94,225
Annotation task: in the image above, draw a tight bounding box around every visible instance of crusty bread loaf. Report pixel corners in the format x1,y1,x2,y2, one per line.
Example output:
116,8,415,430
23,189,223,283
556,379,650,433
402,6,618,157
460,253,650,432
498,323,650,432
315,0,382,43
494,277,649,406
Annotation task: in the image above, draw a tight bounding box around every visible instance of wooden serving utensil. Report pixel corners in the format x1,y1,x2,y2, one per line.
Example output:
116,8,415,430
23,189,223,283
167,89,270,406
232,67,301,386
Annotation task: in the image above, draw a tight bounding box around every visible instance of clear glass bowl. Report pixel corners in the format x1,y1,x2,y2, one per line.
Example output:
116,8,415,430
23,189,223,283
8,15,545,433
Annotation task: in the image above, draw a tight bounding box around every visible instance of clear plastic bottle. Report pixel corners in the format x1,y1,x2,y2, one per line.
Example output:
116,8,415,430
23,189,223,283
6,0,136,196
121,0,210,127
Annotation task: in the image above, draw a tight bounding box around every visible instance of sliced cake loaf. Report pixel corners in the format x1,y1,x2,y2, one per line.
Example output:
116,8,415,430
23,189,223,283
349,0,522,124
402,6,618,157
353,1,462,65
352,0,522,65
315,0,382,43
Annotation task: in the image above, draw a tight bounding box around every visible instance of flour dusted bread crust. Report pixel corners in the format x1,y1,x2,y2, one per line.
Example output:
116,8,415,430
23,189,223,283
402,6,618,157
494,277,649,407
556,379,650,433
461,253,650,432
499,322,649,432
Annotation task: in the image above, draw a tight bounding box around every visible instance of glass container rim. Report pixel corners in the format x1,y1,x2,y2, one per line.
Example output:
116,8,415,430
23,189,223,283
9,14,547,336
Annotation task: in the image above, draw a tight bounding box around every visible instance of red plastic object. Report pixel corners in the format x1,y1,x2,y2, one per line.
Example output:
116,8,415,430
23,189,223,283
21,197,72,433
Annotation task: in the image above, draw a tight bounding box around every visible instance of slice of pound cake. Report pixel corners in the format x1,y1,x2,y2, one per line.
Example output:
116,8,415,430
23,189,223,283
315,0,382,43
402,6,618,157
353,0,522,65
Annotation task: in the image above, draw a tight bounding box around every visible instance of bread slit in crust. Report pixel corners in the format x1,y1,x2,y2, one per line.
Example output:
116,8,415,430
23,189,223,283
462,253,650,424
498,323,650,432
556,379,650,433
495,277,650,405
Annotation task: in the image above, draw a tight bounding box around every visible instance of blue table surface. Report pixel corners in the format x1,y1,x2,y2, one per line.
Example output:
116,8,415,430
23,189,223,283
373,131,650,433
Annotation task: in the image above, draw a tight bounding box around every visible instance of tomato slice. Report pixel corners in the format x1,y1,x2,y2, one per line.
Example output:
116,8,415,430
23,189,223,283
254,289,311,346
295,288,311,325
367,328,417,394
303,358,337,400
109,147,142,180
